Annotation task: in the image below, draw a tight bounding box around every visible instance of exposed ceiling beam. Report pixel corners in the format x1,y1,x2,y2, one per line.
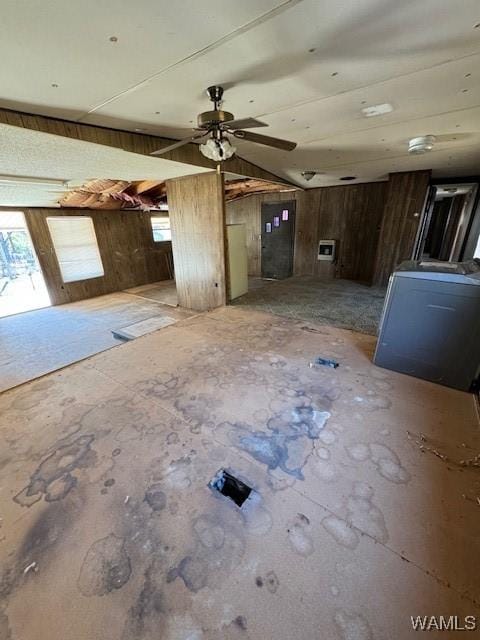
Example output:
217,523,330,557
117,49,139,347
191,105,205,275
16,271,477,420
225,177,298,201
58,176,298,211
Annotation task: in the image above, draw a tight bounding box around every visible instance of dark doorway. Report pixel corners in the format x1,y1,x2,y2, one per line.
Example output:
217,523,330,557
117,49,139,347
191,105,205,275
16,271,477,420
415,183,478,262
261,201,296,279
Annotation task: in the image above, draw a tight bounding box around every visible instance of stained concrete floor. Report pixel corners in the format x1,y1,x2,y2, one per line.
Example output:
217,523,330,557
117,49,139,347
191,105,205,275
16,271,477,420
0,306,479,639
0,287,194,392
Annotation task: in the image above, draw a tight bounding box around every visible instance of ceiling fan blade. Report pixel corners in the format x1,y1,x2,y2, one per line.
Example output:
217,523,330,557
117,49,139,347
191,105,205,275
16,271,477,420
151,132,207,156
233,130,296,151
227,117,268,130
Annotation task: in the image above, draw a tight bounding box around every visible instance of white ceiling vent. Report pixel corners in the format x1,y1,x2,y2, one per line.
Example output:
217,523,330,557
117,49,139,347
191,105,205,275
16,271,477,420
361,103,393,117
408,135,436,154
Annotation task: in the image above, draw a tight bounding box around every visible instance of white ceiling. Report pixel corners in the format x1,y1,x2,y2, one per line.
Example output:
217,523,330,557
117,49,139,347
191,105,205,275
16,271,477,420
0,124,211,207
1,0,480,187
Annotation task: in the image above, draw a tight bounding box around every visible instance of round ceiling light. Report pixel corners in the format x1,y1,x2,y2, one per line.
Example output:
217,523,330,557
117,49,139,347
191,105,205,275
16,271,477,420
200,137,236,161
408,135,436,155
301,170,317,181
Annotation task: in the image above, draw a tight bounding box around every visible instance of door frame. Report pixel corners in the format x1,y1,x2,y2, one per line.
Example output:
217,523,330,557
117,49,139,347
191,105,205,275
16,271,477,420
0,210,51,316
413,183,479,261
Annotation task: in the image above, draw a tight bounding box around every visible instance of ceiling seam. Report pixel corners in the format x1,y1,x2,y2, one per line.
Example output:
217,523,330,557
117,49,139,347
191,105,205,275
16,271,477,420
81,45,480,164
238,140,480,182
288,103,480,147
253,49,480,119
77,0,304,121
293,141,480,173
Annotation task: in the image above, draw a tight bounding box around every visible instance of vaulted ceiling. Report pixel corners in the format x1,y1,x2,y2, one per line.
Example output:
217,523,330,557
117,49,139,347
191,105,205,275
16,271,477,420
1,0,480,187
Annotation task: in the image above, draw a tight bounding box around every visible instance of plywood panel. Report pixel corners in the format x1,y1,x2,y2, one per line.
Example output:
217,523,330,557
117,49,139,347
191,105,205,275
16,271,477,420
314,182,387,282
167,172,227,311
312,187,342,279
373,170,430,286
227,224,248,300
226,182,387,282
0,208,172,305
357,182,389,282
293,190,317,276
226,191,307,276
226,196,260,276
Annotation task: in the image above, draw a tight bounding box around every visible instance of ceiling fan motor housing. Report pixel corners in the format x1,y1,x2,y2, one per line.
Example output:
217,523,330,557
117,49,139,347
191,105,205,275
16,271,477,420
197,109,234,129
206,85,224,103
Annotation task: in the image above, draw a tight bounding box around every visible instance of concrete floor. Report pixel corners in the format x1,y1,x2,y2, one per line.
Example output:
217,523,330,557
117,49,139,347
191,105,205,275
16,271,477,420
0,306,479,639
234,277,386,335
0,277,383,393
125,279,178,307
0,286,194,392
124,277,386,335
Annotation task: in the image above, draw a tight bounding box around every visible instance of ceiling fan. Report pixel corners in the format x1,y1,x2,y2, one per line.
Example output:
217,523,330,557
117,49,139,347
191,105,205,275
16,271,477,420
151,86,297,162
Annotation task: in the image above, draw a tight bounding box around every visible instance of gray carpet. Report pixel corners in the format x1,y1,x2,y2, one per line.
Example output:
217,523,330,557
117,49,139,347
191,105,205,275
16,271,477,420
232,276,386,335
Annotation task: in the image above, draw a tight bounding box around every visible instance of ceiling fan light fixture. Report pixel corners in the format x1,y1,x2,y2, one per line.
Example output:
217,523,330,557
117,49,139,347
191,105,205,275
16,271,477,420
150,85,295,158
200,137,236,162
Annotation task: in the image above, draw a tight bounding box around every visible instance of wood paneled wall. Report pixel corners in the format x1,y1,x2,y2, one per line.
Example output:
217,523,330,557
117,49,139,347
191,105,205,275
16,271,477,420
372,170,430,285
226,191,301,276
166,172,227,311
0,208,173,305
0,108,291,186
303,183,387,282
226,181,387,283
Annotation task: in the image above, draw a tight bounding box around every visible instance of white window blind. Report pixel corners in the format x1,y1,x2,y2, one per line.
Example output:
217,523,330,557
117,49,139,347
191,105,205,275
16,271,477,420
46,216,104,283
151,216,171,242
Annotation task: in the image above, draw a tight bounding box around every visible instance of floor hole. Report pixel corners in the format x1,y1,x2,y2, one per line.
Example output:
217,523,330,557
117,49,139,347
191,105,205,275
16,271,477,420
209,469,252,507
314,356,339,368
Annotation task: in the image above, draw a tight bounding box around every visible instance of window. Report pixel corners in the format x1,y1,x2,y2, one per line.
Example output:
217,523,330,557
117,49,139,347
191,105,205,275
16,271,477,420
46,216,104,283
151,216,171,242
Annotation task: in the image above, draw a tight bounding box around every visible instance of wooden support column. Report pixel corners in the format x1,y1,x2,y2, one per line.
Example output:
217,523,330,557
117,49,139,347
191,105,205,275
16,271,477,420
373,170,431,286
166,171,227,311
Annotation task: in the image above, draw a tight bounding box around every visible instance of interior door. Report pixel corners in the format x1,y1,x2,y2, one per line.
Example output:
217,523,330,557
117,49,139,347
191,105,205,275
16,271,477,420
261,201,296,279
